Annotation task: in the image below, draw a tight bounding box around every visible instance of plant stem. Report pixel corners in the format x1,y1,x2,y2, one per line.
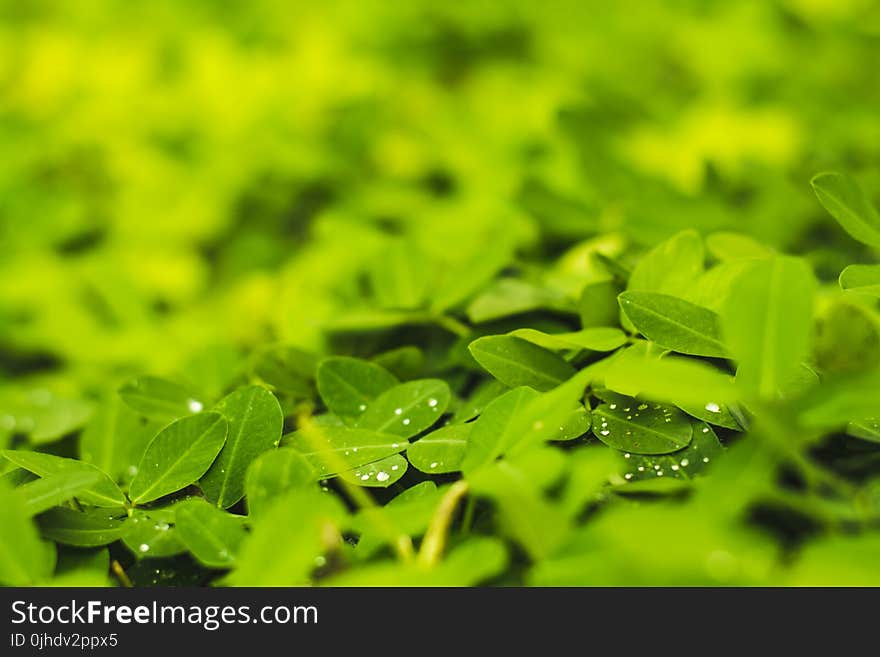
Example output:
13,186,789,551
418,480,469,569
111,560,132,588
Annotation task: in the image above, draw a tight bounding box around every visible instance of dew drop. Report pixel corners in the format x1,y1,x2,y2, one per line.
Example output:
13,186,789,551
394,408,403,416
637,403,648,411
623,453,631,459
358,404,367,412
376,471,390,482
705,402,721,413
600,430,610,436
402,418,411,426
428,398,438,408
637,466,645,472
430,462,439,469
188,399,203,413
656,470,664,477
703,457,710,463
138,543,150,553
360,474,370,481
609,404,617,410
702,427,710,433
680,458,689,467
653,464,660,470
391,465,399,471
671,464,679,471
624,473,632,480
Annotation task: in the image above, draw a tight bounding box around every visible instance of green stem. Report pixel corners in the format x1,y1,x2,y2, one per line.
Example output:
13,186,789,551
418,480,469,569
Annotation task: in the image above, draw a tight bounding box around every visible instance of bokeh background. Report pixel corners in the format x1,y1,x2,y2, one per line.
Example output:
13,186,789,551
2,0,880,425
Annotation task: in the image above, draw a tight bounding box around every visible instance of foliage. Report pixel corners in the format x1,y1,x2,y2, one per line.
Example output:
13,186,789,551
2,0,880,587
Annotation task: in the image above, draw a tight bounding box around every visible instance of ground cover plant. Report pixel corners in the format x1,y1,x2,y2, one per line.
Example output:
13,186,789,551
2,0,880,586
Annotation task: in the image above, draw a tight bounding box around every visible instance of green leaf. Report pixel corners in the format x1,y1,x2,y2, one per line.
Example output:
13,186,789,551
578,279,622,329
37,508,127,547
811,172,880,248
846,418,880,443
468,457,570,560
618,291,727,357
200,386,283,508
339,454,408,487
705,232,774,262
128,412,228,505
250,345,317,399
119,376,205,422
592,399,693,454
19,469,103,516
2,393,93,445
289,424,408,477
407,423,472,474
431,236,515,313
468,335,576,392
508,327,628,352
721,256,816,399
461,387,540,473
228,488,347,585
554,405,592,441
798,370,880,429
356,379,450,438
618,422,723,484
316,356,399,421
245,447,316,516
0,481,55,585
325,537,508,586
123,507,185,558
79,395,160,481
50,548,112,586
467,278,573,323
174,498,246,568
839,264,880,297
369,240,431,309
352,481,440,557
603,349,737,407
2,450,126,508
627,229,704,295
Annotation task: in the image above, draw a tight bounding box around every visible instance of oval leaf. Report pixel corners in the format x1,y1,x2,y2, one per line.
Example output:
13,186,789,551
245,447,316,517
340,454,408,488
811,172,880,248
721,256,816,399
289,424,408,477
19,470,103,516
408,423,472,474
839,264,880,297
356,379,450,438
619,291,727,358
37,508,126,547
200,386,283,509
468,335,576,392
119,376,205,422
2,450,126,508
316,356,400,421
175,498,246,568
129,413,228,505
592,401,693,455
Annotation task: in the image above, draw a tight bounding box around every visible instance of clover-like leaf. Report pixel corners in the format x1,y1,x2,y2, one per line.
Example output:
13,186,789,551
119,376,205,422
356,379,450,438
592,400,693,455
811,172,880,248
619,291,727,357
316,356,399,420
175,498,246,568
200,386,283,509
468,335,576,392
2,450,126,508
128,413,228,505
408,423,472,474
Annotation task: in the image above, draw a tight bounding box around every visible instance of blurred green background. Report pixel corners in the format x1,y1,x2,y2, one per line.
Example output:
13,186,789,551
2,0,879,429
